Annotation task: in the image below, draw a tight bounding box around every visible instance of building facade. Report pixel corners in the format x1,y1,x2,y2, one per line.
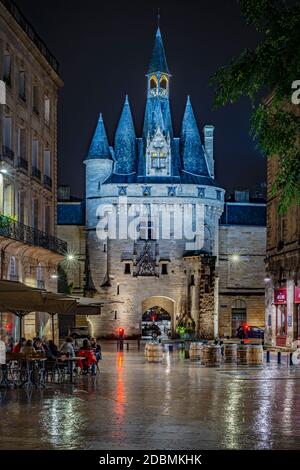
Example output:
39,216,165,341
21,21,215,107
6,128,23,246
218,192,266,337
0,0,66,341
83,28,225,339
265,152,300,348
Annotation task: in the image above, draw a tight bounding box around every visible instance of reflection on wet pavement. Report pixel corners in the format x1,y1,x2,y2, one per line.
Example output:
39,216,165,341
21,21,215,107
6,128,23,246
1,344,300,450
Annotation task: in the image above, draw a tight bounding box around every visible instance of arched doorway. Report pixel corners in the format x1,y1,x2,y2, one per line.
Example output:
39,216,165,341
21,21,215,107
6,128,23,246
141,296,175,340
231,299,247,337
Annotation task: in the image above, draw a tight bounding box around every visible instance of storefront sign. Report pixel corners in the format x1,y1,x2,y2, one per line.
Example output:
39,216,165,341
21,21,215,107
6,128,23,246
274,288,287,304
288,315,293,327
294,286,300,303
268,315,272,326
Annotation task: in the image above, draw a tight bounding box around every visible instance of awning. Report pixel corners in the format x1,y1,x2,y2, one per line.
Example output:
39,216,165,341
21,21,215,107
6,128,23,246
0,280,122,316
0,280,123,339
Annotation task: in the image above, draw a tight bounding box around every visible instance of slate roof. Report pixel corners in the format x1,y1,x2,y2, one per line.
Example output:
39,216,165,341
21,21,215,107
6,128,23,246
86,114,112,160
147,27,170,75
220,203,266,226
114,96,137,174
57,202,85,225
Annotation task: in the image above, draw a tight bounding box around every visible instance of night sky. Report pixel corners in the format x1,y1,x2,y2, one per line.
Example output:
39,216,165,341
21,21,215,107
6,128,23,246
14,0,266,198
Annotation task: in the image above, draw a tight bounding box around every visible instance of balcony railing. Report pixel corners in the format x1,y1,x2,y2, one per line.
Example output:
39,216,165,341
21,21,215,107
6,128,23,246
43,174,52,188
0,214,67,255
1,0,59,74
32,166,41,180
17,156,28,171
1,145,14,162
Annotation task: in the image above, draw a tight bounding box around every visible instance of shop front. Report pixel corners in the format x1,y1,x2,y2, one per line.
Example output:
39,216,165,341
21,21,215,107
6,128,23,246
274,287,287,347
294,286,300,344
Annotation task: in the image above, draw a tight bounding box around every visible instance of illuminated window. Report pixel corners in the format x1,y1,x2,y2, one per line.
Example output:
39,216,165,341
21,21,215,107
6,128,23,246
150,76,158,89
160,75,168,89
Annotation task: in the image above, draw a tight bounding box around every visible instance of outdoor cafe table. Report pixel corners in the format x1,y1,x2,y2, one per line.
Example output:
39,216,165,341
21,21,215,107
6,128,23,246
19,357,47,389
58,356,85,384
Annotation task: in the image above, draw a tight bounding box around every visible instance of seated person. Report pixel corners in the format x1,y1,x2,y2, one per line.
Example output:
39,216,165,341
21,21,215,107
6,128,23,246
47,340,59,358
34,337,46,355
79,339,97,375
21,340,35,356
60,337,75,358
13,337,26,353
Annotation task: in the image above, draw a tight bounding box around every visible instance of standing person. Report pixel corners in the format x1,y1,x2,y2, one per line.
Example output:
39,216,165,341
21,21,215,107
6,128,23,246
79,339,97,375
60,337,75,358
90,337,102,362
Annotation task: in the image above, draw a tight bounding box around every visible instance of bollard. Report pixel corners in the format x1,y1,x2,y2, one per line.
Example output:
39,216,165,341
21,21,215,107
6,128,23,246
266,350,270,363
289,353,293,366
277,351,281,364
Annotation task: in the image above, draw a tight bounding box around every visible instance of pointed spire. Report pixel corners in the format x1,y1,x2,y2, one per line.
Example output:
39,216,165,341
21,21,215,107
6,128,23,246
148,27,169,75
181,96,209,176
114,95,137,174
86,113,111,160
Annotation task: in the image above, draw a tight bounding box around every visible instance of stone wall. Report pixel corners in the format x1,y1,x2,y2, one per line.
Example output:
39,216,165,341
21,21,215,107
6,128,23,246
218,224,266,337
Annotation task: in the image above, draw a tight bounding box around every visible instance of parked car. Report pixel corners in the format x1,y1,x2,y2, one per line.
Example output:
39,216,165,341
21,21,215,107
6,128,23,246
142,323,162,339
237,324,264,340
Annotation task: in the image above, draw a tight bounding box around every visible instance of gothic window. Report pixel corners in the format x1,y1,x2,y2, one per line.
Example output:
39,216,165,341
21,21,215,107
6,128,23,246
151,155,166,169
150,76,158,89
142,186,151,197
160,75,168,89
118,186,127,196
168,186,176,197
191,274,195,286
198,187,205,198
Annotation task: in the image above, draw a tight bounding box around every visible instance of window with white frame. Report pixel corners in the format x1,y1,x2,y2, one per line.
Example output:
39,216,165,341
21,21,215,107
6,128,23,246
3,116,12,149
44,96,50,125
32,140,39,169
44,149,51,177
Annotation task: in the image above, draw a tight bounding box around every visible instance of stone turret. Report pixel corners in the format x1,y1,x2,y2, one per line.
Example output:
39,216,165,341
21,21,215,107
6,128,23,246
180,96,209,176
114,96,136,175
83,113,113,199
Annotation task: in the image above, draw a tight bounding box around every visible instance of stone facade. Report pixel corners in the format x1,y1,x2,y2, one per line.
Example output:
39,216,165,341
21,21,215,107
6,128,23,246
218,203,266,337
265,153,300,348
0,0,65,342
82,27,224,339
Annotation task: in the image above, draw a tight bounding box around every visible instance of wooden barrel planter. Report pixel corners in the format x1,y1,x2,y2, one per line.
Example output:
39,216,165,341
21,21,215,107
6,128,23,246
145,343,163,363
189,343,202,361
223,343,237,364
247,344,263,365
237,344,248,365
202,345,221,367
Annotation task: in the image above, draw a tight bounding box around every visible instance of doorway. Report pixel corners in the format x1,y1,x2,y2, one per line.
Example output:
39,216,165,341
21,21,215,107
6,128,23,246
231,299,246,337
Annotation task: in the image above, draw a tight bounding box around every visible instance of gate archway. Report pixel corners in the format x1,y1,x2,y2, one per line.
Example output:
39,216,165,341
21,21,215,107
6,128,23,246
141,296,175,339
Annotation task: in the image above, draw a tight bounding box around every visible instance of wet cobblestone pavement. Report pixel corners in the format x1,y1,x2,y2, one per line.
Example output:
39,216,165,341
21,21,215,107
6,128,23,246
1,344,300,450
